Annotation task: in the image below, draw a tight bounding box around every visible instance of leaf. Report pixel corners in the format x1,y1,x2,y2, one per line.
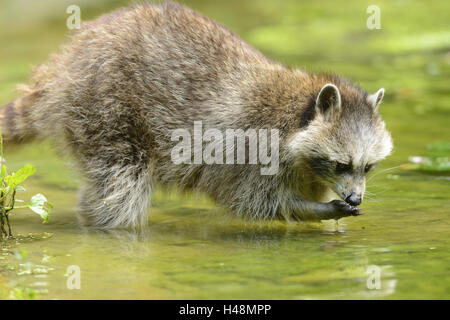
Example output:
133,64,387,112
28,193,52,223
1,161,6,180
15,186,26,191
4,165,36,191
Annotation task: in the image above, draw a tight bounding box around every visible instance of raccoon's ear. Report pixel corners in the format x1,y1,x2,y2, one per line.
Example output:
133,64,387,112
367,88,385,110
315,83,341,120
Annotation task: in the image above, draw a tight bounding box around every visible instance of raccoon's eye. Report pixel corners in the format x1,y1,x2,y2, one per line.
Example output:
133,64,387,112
309,157,333,176
364,163,375,173
335,162,352,174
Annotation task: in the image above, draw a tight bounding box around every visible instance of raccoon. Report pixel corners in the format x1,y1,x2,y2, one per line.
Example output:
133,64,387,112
0,2,392,229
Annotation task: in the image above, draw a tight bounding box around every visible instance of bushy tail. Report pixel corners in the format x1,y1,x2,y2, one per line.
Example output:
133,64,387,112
0,89,42,144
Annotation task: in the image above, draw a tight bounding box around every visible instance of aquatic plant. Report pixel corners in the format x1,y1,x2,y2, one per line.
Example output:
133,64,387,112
0,130,52,240
407,141,450,173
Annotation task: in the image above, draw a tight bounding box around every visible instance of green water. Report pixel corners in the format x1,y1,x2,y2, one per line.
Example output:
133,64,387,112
0,0,449,299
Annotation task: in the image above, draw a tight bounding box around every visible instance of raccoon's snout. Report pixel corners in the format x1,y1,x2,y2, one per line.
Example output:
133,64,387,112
345,193,362,206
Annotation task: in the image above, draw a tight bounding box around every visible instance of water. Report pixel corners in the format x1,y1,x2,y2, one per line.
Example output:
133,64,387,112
1,0,449,299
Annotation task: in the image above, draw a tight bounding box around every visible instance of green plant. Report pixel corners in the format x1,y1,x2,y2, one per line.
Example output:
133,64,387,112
407,141,450,173
0,130,52,240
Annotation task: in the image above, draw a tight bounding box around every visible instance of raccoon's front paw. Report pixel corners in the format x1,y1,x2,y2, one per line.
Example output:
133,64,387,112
328,200,361,219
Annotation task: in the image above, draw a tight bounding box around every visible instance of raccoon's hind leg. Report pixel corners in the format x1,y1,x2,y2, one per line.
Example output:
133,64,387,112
64,98,155,229
77,162,153,229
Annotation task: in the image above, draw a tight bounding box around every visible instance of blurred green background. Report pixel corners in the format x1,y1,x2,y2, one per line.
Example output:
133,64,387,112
0,0,449,300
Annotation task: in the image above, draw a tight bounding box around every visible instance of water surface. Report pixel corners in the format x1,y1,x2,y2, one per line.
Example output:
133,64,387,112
0,0,449,299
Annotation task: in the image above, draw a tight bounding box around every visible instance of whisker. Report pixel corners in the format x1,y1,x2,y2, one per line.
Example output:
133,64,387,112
367,165,401,182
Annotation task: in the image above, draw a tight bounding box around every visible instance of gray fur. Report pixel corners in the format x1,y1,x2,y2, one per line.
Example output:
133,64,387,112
0,2,392,229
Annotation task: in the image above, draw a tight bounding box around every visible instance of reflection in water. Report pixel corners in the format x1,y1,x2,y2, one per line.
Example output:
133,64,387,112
321,219,348,234
0,193,446,299
80,228,154,258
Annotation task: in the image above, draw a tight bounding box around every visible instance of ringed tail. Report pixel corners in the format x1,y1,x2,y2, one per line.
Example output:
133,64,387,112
0,88,42,144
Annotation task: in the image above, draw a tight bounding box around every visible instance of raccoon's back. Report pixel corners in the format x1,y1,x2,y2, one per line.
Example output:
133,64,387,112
63,2,271,83
9,2,278,151
36,2,275,119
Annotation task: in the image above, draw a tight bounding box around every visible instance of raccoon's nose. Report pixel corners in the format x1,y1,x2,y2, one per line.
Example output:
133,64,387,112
345,193,361,206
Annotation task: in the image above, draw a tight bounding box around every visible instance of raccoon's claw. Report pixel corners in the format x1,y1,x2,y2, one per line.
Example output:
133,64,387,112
328,200,362,219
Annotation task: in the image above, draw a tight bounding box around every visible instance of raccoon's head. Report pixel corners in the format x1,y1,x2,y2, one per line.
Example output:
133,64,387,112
288,83,393,206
